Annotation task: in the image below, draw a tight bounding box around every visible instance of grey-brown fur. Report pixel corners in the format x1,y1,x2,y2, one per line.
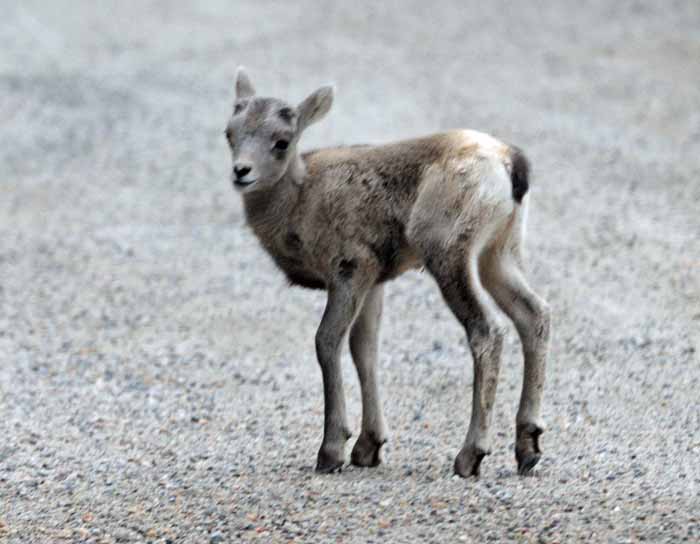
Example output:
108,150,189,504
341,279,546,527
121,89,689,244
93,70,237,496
226,68,551,477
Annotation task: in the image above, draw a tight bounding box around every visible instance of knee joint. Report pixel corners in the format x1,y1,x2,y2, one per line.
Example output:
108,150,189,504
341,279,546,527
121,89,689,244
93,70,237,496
468,318,507,353
535,301,551,339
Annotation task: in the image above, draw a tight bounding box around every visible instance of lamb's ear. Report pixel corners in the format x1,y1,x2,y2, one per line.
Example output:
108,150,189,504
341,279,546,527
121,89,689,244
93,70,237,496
235,66,255,99
297,85,334,132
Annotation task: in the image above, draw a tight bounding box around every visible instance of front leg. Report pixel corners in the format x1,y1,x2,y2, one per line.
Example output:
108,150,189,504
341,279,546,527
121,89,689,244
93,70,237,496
314,275,371,473
349,285,388,467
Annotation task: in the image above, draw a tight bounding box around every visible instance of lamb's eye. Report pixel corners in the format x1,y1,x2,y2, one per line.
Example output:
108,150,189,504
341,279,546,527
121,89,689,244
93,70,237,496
234,103,244,114
274,140,289,151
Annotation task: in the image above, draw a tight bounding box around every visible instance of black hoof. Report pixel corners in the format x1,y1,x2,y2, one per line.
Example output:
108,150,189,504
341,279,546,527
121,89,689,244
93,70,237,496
516,423,543,476
315,447,346,474
454,446,490,478
516,451,541,476
350,433,387,468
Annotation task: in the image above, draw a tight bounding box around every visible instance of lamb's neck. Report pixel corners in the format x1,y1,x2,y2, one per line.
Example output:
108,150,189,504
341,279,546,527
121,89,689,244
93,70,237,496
242,154,306,239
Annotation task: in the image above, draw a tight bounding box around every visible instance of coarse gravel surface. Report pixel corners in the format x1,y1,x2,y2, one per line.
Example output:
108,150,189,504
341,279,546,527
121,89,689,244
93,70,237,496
1,1,699,542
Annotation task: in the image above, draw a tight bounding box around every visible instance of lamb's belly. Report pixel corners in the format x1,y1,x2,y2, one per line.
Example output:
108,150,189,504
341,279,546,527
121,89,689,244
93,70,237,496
377,246,423,283
394,247,423,275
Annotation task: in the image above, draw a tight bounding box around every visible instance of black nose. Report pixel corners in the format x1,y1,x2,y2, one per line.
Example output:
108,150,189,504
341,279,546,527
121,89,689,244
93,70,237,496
234,164,251,178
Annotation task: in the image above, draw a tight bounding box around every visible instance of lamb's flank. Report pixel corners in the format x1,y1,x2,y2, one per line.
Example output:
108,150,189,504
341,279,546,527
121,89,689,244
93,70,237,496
226,68,551,477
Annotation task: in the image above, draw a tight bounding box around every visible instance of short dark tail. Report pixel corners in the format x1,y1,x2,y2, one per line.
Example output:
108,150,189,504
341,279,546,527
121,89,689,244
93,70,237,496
509,146,530,203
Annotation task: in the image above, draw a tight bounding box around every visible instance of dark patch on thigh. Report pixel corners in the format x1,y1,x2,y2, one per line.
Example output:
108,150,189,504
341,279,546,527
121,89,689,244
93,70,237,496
285,231,303,251
338,258,357,279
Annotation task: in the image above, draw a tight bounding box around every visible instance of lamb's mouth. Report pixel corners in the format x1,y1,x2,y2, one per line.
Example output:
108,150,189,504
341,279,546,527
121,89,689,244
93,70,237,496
233,178,256,188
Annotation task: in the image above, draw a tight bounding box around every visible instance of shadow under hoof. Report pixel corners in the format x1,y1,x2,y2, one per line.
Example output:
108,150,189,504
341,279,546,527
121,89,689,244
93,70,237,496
453,447,490,478
315,457,345,474
350,435,387,468
515,423,544,476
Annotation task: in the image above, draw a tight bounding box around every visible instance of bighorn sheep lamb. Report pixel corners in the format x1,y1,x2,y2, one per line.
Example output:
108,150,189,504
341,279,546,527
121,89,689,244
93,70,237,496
225,68,551,477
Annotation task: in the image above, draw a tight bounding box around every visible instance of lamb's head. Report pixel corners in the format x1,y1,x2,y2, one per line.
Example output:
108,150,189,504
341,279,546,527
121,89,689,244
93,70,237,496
226,67,334,192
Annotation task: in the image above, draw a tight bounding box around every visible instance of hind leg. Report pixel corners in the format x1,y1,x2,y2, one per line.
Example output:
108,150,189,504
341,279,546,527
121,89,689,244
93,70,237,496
425,249,507,477
481,250,551,475
349,285,388,467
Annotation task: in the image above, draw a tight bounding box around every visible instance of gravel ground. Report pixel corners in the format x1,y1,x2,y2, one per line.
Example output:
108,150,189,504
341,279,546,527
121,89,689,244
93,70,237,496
1,1,699,542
